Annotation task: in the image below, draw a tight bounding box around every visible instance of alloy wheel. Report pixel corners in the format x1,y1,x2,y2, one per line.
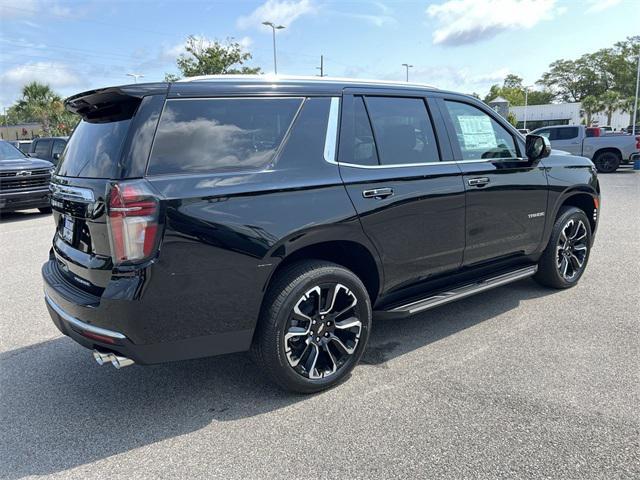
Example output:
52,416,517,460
556,218,588,281
284,283,362,379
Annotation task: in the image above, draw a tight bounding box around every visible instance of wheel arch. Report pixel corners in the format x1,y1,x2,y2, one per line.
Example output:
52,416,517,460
263,238,383,306
552,187,599,234
593,147,622,161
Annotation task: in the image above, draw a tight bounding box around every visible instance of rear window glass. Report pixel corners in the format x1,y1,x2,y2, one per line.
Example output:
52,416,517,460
365,96,440,165
56,119,131,178
148,97,303,175
556,127,579,140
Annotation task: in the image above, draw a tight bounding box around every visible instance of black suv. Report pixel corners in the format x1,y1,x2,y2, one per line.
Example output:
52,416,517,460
42,77,599,392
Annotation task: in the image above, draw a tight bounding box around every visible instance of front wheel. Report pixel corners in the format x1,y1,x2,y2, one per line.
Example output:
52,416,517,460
252,260,372,393
534,206,592,289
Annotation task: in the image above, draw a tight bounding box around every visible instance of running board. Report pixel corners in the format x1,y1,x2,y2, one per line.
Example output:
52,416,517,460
381,265,538,317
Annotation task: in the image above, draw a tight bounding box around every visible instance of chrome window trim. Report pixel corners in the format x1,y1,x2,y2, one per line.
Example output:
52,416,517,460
335,158,525,169
45,293,127,339
323,97,340,164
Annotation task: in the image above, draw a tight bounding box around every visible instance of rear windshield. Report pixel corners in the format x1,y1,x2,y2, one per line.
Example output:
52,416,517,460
56,119,131,178
147,97,302,175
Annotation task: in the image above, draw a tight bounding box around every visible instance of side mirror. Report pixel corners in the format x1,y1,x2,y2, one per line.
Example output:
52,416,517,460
53,153,60,160
525,134,551,161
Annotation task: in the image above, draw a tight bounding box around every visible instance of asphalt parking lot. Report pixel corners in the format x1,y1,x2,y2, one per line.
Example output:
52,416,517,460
1,168,638,479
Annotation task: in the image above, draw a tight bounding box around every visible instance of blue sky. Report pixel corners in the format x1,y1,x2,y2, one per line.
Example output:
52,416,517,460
0,0,637,109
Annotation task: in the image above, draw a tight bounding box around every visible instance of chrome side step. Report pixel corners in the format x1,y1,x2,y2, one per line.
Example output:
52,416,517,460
386,265,538,316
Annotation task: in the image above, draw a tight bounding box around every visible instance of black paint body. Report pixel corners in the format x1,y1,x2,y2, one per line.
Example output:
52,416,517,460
42,79,600,364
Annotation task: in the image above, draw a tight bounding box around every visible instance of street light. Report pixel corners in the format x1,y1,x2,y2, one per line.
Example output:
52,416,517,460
262,21,285,74
402,63,413,82
126,73,144,83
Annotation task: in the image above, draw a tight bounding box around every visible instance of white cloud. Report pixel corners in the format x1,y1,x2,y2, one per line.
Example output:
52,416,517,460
238,36,254,49
0,62,84,109
237,0,316,30
377,65,511,94
0,0,39,18
585,0,621,13
0,0,85,19
161,35,254,63
426,0,560,46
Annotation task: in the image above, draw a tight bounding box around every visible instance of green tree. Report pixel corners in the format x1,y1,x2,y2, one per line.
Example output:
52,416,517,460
599,91,622,126
3,82,78,135
537,36,640,102
507,112,518,127
581,95,603,126
165,36,261,81
483,74,553,106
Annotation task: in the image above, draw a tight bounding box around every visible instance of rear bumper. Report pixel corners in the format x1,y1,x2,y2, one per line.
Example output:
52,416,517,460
0,188,50,211
42,259,253,364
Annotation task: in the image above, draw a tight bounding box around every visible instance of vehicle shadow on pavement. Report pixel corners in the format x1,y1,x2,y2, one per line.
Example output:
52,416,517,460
0,210,50,224
0,279,555,479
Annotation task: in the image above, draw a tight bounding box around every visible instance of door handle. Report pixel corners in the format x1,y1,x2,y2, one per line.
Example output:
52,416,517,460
467,177,490,187
362,187,394,199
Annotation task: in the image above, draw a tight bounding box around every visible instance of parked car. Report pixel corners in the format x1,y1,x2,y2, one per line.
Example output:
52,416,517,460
532,125,640,173
8,140,33,153
43,76,600,393
29,136,68,165
0,140,53,214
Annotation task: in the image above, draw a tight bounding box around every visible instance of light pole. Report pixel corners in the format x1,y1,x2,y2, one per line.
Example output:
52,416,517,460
126,73,144,83
316,55,324,77
632,52,639,135
262,21,285,74
402,63,413,82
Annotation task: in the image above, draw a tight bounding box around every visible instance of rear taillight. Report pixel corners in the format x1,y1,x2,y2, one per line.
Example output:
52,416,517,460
107,180,160,265
635,136,640,150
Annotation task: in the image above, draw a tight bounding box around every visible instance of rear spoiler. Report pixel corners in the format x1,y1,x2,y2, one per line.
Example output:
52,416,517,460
64,83,169,121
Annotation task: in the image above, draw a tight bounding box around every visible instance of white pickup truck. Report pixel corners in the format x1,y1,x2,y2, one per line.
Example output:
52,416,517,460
531,125,640,173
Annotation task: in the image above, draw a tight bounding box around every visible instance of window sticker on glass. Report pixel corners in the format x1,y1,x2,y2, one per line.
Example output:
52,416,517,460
457,115,497,150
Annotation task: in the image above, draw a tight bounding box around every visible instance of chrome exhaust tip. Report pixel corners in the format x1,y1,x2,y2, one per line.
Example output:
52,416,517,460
111,355,135,369
93,350,114,366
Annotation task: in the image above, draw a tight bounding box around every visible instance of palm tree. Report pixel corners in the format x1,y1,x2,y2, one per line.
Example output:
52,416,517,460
618,97,637,129
581,95,603,126
14,82,64,135
599,91,622,127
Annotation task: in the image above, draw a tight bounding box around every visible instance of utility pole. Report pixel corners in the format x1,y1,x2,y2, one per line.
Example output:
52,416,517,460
632,52,639,135
126,73,144,83
402,63,413,82
262,21,286,74
316,55,324,77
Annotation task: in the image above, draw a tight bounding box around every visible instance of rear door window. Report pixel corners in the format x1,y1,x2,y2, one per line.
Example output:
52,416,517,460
350,97,379,166
444,101,518,160
148,97,303,175
52,139,66,157
32,139,52,158
365,96,440,165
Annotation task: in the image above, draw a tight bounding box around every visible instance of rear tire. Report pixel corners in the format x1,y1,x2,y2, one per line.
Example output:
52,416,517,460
38,207,52,214
534,206,592,289
252,260,372,393
593,151,620,173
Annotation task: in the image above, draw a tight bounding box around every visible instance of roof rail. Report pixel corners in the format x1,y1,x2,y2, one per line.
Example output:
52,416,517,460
177,74,438,89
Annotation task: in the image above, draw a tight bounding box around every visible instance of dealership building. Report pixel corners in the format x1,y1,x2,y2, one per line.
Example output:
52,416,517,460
507,102,630,131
